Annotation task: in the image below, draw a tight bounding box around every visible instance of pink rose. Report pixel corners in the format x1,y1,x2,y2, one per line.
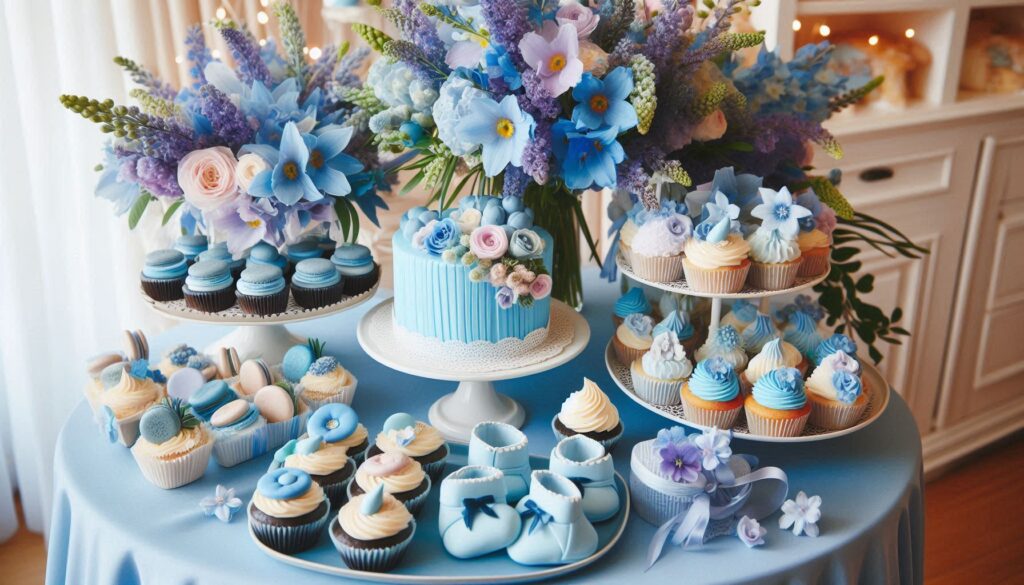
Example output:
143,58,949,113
692,110,728,142
489,263,508,287
470,225,509,260
530,274,553,300
177,147,238,212
556,3,600,39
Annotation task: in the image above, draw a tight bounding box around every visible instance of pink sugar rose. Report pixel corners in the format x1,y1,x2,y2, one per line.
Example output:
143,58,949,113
470,225,509,260
177,147,239,212
530,274,553,300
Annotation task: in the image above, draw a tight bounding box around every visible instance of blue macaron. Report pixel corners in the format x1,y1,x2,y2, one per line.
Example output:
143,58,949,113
236,265,286,297
175,234,209,261
185,260,234,293
247,242,288,270
330,244,374,276
189,380,237,421
286,240,324,263
282,344,317,382
142,249,188,280
292,258,341,288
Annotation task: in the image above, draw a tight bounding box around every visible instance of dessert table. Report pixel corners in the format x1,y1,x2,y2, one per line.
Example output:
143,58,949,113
46,271,923,585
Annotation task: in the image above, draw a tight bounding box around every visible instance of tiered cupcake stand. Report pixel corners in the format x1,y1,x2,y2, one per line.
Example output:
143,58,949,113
606,253,891,443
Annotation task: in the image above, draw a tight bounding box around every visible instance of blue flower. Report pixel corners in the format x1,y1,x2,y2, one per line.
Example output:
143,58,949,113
304,125,363,196
796,190,822,232
484,46,522,91
654,426,689,450
751,187,811,238
571,68,638,131
100,406,118,444
95,148,141,216
552,121,625,190
199,485,244,523
399,121,425,148
693,426,732,471
247,122,322,206
495,286,517,309
424,218,461,256
685,167,763,221
456,95,535,177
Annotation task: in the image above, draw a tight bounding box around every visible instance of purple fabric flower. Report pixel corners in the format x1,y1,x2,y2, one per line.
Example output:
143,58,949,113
737,516,766,548
519,23,584,97
198,85,253,152
659,441,701,483
495,286,517,309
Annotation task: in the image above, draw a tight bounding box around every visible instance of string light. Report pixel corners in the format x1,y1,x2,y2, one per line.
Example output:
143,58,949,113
257,11,269,24
212,49,222,59
260,0,269,6
215,7,227,20
792,19,802,31
905,28,916,39
819,24,831,37
868,35,879,46
175,54,183,64
258,38,267,47
302,47,310,55
309,47,322,59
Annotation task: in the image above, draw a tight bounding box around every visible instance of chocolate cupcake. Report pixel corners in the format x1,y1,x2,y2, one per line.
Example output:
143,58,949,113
291,258,344,309
236,265,289,316
198,242,245,280
278,436,356,509
347,452,431,516
307,403,370,463
331,485,416,572
286,240,324,272
365,413,449,482
249,468,331,554
140,249,188,301
552,378,624,451
330,243,378,296
183,259,235,313
247,242,291,280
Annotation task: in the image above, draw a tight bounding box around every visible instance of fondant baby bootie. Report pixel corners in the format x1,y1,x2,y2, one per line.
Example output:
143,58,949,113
438,466,522,559
549,436,620,523
468,421,532,504
507,471,598,566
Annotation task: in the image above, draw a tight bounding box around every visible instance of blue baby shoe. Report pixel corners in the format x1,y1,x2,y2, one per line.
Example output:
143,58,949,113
468,422,532,504
507,471,598,566
438,466,521,559
549,436,619,523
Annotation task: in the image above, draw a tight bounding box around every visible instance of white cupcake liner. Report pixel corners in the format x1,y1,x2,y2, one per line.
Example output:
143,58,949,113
631,253,684,283
612,336,647,366
131,439,214,489
298,375,359,410
747,260,800,291
681,399,742,428
620,241,633,266
797,250,830,277
630,361,682,406
551,414,622,453
331,518,417,572
213,405,310,467
347,476,432,517
682,259,749,294
744,409,809,437
808,396,868,430
249,500,331,554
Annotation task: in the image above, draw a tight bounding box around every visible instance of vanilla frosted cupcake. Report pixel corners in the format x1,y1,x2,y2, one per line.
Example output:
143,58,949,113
84,352,128,414
348,452,431,515
806,351,867,430
746,187,811,290
367,413,449,482
797,227,831,277
813,333,859,366
612,313,654,365
783,311,823,359
331,485,416,572
741,312,780,355
552,378,623,451
630,331,693,406
682,216,751,293
298,356,357,409
744,367,811,437
99,362,165,446
653,310,698,355
695,325,748,372
720,299,758,333
158,344,202,377
742,337,806,392
681,357,744,428
630,214,691,282
131,398,212,489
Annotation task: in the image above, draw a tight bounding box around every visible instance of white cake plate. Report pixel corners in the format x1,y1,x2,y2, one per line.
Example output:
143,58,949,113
604,339,891,443
141,281,379,364
357,299,590,442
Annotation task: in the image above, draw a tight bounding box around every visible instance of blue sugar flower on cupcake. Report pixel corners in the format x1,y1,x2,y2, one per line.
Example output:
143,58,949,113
744,367,811,438
653,310,697,355
695,325,748,372
291,258,344,309
630,331,693,406
720,299,758,333
140,249,188,301
685,166,763,225
250,467,332,554
158,344,201,376
806,350,866,430
331,243,378,296
183,259,236,312
613,287,651,326
813,333,859,366
236,265,289,316
746,187,811,291
612,313,654,365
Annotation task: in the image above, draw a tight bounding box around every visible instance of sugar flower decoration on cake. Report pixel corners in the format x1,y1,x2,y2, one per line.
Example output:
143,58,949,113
696,191,741,238
751,187,811,238
425,218,462,256
654,425,689,450
659,440,701,483
200,485,244,523
693,426,733,471
780,491,822,537
387,425,417,448
470,225,509,260
832,370,862,404
736,516,767,548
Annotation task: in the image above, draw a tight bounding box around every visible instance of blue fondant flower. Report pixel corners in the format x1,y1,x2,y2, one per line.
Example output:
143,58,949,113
571,68,638,131
100,406,118,444
659,441,701,483
693,426,732,471
654,426,689,450
392,426,416,447
200,485,244,523
832,371,862,404
751,187,811,238
456,95,535,177
247,122,322,205
424,218,462,256
780,491,822,537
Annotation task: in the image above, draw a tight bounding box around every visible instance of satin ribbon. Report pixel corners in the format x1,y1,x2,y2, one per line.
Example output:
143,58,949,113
641,455,789,570
462,495,498,529
520,499,554,535
600,214,628,282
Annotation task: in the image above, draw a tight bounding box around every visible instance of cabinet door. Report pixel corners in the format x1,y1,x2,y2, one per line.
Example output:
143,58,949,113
940,132,1024,425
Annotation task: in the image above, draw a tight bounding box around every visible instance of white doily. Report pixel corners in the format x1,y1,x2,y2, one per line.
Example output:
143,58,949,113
366,301,577,373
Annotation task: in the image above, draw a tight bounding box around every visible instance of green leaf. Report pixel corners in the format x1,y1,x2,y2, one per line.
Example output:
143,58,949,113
724,141,754,152
868,345,883,364
128,191,153,230
831,247,859,262
891,326,911,336
855,274,874,293
161,199,183,226
400,169,425,196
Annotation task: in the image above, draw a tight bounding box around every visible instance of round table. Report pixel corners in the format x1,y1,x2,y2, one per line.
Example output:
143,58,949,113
46,272,923,585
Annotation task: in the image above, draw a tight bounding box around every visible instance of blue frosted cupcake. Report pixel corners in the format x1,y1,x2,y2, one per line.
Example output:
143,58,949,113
183,259,236,312
331,484,416,572
236,265,289,316
250,467,332,554
188,379,237,421
291,258,344,309
653,310,698,355
247,242,290,278
286,240,324,271
331,243,378,296
140,249,188,301
813,333,859,366
198,242,245,279
174,234,208,265
613,287,652,326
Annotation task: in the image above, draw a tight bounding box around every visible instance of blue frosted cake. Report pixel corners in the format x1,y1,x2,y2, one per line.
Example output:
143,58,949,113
393,195,553,346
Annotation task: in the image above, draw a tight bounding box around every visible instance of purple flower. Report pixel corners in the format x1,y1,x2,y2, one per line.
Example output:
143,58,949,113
198,85,253,152
665,214,690,238
185,25,212,88
479,0,532,64
502,166,531,198
134,157,182,198
495,286,517,309
653,426,689,449
522,121,552,185
642,1,692,70
659,441,701,483
737,516,767,548
519,69,561,120
210,196,280,256
519,23,584,97
219,26,271,86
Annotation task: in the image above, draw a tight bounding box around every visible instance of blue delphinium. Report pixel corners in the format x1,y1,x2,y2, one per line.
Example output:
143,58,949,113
95,148,141,215
552,121,625,190
456,95,536,176
485,45,523,91
685,167,763,222
571,68,638,131
247,122,322,205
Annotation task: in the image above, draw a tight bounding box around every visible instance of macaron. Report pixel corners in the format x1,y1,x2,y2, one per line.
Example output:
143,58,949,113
282,344,316,383
87,352,126,379
238,359,273,396
189,380,237,421
254,385,295,423
210,398,251,427
100,362,128,389
123,330,149,361
382,412,417,433
218,347,241,379
139,403,181,445
167,367,206,401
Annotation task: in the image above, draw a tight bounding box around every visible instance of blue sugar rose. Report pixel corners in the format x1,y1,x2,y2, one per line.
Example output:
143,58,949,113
424,218,461,256
510,229,545,259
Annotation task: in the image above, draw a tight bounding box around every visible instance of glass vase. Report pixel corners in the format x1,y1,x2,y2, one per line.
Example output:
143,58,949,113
524,182,586,311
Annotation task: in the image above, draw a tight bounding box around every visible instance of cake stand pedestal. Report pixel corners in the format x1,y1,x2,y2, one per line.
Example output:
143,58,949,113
357,298,591,442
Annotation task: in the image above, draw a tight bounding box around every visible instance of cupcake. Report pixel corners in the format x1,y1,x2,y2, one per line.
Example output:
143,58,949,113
618,216,639,263
612,313,654,365
131,398,213,489
720,299,758,333
183,259,236,313
347,452,431,515
331,243,378,296
612,288,652,327
140,249,188,301
806,350,867,429
746,187,811,290
681,357,744,428
249,467,332,554
744,367,811,437
286,239,325,267
198,242,245,280
694,325,748,372
782,311,823,359
331,485,416,572
630,331,693,406
552,378,623,451
236,265,289,316
653,310,698,356
174,234,208,265
316,235,337,258
98,361,166,446
279,435,356,509
158,344,200,377
247,242,290,279
682,216,751,293
629,214,691,282
188,379,238,422
209,399,268,467
812,333,859,366
291,258,344,309
797,227,831,277
742,337,807,392
366,413,449,482
657,291,683,321
740,312,780,355
308,403,370,463
297,356,357,409
84,352,128,413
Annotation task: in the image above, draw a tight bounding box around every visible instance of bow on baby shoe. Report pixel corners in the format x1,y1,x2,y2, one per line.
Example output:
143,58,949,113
462,495,499,529
520,499,554,534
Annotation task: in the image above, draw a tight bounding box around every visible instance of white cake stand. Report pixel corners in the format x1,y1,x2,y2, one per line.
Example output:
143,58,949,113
142,281,379,364
357,298,591,442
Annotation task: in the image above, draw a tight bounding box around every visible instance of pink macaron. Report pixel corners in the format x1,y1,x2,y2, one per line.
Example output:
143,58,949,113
210,399,250,427
238,359,273,396
254,385,295,423
361,452,412,476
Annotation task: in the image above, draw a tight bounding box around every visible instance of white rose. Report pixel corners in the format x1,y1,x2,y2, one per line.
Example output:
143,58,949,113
177,147,238,212
235,153,269,192
692,109,729,142
454,208,482,234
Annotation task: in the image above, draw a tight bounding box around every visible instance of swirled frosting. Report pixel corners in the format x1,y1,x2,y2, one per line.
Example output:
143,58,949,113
300,365,353,401
614,288,651,318
807,350,862,403
101,372,164,419
745,337,803,384
695,325,748,371
688,357,740,402
375,421,445,457
334,423,368,449
641,332,693,381
355,456,425,494
339,493,412,541
747,227,801,264
741,313,779,354
813,334,859,366
285,441,350,476
252,482,325,519
683,234,750,269
616,315,654,351
797,229,830,252
559,378,620,433
783,312,823,357
132,426,209,461
751,368,807,411
653,310,694,342
620,219,639,247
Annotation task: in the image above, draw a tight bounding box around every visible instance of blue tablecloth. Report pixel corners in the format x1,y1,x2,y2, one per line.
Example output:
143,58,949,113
46,271,923,585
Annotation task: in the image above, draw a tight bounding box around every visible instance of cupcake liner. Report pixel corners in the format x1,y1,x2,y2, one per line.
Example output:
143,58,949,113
341,264,379,296
744,408,809,437
331,518,417,572
682,259,749,294
237,287,290,316
747,260,800,291
798,248,830,277
620,241,633,266
681,399,742,429
630,361,682,406
419,444,449,484
808,396,868,430
612,335,648,366
551,414,622,453
184,286,236,313
292,280,344,309
347,476,432,516
322,476,354,510
213,405,309,467
131,439,214,489
297,375,359,410
141,276,186,301
249,500,331,554
631,253,684,283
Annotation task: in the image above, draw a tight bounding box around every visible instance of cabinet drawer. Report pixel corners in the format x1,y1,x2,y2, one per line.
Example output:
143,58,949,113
833,148,954,207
